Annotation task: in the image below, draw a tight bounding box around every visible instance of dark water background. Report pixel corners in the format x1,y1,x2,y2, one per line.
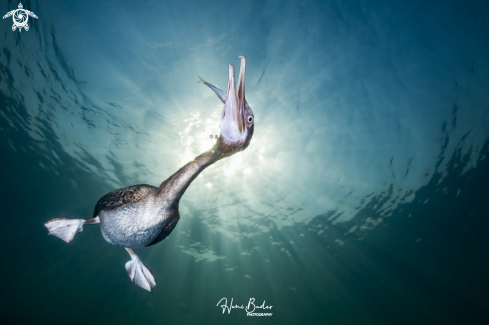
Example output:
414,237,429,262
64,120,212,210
1,0,489,324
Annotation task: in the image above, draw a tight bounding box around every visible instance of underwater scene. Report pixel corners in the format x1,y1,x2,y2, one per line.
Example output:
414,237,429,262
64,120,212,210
1,0,489,324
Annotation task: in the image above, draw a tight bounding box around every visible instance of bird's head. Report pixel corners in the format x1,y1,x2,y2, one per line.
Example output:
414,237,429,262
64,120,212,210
214,56,254,158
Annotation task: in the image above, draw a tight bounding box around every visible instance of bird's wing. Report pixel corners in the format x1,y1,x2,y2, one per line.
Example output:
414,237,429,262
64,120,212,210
92,184,157,217
26,10,38,19
2,10,14,19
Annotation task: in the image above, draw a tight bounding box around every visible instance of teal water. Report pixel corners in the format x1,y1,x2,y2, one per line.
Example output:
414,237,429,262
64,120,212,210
1,0,489,324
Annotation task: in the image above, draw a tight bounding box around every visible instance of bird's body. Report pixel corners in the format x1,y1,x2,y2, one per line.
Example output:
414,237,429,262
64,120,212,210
44,57,254,292
96,184,170,248
96,148,218,248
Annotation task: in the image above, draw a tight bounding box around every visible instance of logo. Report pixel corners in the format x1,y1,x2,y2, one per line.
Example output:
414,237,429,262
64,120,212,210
216,297,273,317
3,3,38,32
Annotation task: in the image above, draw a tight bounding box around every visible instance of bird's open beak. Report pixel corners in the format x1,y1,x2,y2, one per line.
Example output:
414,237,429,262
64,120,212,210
220,57,246,142
237,56,246,132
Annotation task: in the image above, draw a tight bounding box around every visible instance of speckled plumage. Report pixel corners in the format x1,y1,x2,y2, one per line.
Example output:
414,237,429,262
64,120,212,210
95,185,179,248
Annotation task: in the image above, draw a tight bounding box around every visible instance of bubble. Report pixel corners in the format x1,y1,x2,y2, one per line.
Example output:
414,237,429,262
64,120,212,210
215,134,219,139
210,134,214,138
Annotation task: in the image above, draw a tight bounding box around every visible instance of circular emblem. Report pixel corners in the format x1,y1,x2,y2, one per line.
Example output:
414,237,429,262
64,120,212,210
13,9,28,28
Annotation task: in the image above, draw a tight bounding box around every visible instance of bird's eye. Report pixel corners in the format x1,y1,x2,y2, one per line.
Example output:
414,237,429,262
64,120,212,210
248,116,253,123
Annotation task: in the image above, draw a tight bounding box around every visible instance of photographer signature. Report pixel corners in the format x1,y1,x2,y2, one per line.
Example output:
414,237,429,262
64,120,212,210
216,297,273,316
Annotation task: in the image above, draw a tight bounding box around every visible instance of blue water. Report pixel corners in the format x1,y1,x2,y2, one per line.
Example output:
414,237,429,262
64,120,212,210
1,0,489,324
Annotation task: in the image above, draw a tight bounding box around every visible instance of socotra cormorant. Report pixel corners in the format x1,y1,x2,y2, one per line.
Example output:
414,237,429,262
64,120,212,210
44,56,254,292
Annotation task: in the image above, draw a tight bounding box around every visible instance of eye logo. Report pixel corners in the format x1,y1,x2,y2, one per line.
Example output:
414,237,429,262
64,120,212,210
2,3,38,32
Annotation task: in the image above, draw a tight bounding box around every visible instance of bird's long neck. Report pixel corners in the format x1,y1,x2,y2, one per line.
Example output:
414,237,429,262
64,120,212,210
157,147,221,207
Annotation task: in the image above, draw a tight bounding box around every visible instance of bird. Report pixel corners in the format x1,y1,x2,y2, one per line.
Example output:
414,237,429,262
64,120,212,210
44,56,254,292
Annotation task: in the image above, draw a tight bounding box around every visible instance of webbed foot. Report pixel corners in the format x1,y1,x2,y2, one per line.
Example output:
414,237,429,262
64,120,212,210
125,248,156,292
44,218,84,243
44,217,100,243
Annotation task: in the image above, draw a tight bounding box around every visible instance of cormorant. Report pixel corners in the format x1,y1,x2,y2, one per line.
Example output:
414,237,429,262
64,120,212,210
44,56,254,292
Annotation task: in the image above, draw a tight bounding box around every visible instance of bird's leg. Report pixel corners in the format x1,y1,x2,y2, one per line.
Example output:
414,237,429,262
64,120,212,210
124,248,156,292
44,216,100,243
